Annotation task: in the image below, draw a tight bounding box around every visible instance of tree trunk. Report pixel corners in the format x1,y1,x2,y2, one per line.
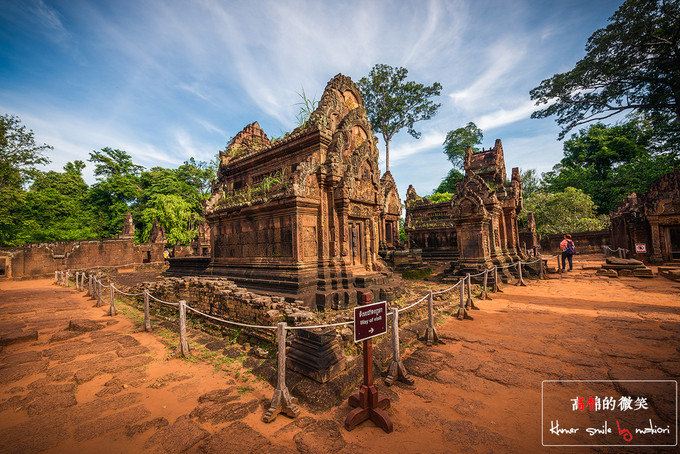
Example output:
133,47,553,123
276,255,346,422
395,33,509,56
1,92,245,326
385,138,391,173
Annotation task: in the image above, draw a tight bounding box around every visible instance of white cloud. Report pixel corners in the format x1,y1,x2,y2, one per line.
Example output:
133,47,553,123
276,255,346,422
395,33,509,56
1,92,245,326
475,100,536,130
391,131,446,164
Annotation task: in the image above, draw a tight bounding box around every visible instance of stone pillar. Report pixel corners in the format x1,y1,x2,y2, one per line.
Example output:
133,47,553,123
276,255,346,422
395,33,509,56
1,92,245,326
650,221,663,262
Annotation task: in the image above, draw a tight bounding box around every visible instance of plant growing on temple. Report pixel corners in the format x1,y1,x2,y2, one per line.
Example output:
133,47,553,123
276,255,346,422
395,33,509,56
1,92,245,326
295,88,318,127
530,0,680,149
428,191,454,203
358,64,442,171
523,187,610,235
0,114,52,245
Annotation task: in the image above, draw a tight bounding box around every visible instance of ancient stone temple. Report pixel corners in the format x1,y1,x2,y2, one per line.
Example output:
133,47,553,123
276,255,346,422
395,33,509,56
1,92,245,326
611,169,680,262
405,139,524,272
519,212,540,255
379,171,402,251
201,74,398,309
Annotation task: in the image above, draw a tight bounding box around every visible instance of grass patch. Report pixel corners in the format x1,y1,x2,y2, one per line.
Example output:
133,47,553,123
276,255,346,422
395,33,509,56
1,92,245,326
402,268,433,280
237,385,254,395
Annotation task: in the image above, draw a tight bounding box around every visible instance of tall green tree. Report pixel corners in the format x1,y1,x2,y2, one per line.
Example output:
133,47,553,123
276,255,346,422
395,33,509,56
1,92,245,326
542,121,678,213
358,64,442,171
0,114,52,245
530,0,680,148
18,161,97,243
520,169,541,197
433,168,464,193
88,147,143,238
522,187,610,235
443,122,483,168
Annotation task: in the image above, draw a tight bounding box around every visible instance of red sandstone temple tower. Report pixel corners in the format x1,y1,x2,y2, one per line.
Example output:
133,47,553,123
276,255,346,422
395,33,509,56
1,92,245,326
203,75,398,309
405,139,525,273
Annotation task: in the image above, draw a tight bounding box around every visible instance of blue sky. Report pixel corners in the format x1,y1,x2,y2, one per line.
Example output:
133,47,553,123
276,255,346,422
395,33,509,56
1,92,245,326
0,0,621,197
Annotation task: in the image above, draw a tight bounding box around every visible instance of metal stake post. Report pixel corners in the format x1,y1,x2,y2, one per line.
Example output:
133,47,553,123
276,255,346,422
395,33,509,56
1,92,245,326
423,290,439,345
178,300,190,356
263,322,300,422
385,307,413,386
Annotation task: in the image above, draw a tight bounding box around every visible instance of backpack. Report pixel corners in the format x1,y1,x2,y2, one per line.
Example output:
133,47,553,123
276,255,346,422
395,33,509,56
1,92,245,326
565,240,575,254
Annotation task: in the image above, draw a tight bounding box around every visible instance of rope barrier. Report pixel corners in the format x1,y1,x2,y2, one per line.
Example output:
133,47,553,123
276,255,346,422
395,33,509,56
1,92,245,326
398,294,429,313
147,293,180,307
185,304,279,330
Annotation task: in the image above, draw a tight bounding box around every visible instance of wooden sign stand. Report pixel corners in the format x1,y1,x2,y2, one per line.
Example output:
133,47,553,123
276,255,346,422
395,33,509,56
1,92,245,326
344,293,393,433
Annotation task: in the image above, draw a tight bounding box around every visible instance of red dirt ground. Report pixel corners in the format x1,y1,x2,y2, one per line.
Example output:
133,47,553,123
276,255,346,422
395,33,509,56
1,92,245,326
1,257,679,453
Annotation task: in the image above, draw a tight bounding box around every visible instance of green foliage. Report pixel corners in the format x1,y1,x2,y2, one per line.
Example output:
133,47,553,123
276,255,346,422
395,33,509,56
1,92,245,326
88,148,143,238
0,116,217,247
138,194,201,245
522,187,610,235
16,162,98,243
520,169,541,197
530,0,680,148
358,64,442,169
542,121,679,213
398,218,407,244
0,115,53,245
434,168,464,193
402,267,432,280
428,192,454,203
443,122,483,168
295,88,318,127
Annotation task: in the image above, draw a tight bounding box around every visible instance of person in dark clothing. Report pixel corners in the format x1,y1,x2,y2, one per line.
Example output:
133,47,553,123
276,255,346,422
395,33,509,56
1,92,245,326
560,234,575,271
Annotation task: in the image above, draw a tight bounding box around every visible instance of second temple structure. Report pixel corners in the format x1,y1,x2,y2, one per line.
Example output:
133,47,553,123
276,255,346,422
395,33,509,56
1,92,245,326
405,140,525,273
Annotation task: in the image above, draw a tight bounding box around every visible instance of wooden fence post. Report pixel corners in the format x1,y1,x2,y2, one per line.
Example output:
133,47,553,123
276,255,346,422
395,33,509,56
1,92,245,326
456,278,472,320
178,300,190,357
54,271,59,284
423,290,439,345
143,291,151,332
516,261,527,286
466,273,478,309
109,285,117,316
96,280,102,307
539,258,545,279
494,265,503,293
481,269,492,300
385,307,413,386
263,322,300,422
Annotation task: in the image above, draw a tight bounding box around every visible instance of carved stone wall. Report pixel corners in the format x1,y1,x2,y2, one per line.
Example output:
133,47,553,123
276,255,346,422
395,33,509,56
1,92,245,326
611,169,680,262
191,74,400,309
405,139,524,272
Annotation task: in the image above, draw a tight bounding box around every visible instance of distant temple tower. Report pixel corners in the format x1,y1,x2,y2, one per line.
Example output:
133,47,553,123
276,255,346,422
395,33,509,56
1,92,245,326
405,139,525,273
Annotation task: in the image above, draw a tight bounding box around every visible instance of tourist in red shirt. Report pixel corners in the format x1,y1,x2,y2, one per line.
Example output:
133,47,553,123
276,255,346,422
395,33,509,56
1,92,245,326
560,234,575,271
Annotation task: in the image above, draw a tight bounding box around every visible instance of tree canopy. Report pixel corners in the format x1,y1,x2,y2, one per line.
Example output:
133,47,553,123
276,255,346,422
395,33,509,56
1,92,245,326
443,122,483,169
0,115,217,247
522,187,610,235
530,0,680,148
358,64,442,171
542,120,679,213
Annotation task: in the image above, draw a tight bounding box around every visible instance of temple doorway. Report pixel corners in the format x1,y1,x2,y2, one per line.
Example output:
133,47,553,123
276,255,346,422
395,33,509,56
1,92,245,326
349,220,365,266
669,226,680,260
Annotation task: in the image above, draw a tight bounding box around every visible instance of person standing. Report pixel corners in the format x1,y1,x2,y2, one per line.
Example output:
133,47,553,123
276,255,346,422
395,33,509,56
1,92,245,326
560,234,575,271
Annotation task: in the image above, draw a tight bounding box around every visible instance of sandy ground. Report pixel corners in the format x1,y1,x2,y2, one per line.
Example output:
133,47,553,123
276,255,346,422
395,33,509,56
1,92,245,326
1,259,679,453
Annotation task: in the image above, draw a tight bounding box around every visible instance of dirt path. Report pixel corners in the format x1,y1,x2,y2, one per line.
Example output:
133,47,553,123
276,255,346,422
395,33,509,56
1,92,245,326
1,271,679,453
